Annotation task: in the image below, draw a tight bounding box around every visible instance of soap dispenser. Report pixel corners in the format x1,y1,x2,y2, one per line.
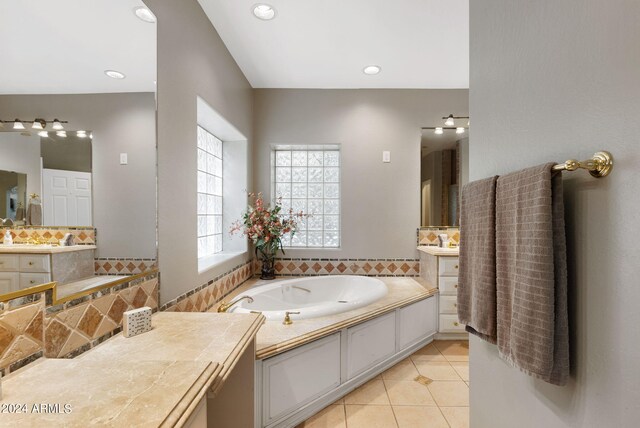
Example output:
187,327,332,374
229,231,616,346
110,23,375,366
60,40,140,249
3,229,13,245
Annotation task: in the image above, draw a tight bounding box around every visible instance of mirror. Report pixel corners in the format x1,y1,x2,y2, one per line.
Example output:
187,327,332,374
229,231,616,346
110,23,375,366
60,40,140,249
0,0,157,299
420,131,469,227
0,170,26,224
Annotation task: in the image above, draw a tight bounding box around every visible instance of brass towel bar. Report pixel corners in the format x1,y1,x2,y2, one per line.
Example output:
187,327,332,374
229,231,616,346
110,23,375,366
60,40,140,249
552,151,613,178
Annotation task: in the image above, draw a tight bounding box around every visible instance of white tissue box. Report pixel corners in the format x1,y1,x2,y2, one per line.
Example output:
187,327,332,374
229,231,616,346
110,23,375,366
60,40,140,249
123,306,152,338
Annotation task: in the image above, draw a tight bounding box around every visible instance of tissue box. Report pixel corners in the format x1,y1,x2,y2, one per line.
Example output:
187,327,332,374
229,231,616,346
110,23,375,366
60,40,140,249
123,306,152,338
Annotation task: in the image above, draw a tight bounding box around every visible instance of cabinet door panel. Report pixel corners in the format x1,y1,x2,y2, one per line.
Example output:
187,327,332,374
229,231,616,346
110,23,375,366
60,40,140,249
347,312,396,379
398,297,437,349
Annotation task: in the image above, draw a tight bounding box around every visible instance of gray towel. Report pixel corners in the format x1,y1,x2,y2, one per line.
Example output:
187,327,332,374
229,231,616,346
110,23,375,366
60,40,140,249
458,176,498,344
26,203,42,226
496,163,569,386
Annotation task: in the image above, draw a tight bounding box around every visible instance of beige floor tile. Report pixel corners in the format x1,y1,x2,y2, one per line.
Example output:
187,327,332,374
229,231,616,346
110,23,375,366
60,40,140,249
344,405,398,428
344,379,390,405
410,343,447,362
381,358,420,381
384,379,437,406
433,340,469,357
392,406,449,428
333,397,344,405
298,404,346,428
440,407,470,428
427,381,469,407
450,361,469,381
413,361,461,381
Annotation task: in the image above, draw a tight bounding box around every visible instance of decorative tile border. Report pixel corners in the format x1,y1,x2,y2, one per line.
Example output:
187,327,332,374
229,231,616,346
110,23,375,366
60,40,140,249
44,272,159,359
160,260,255,313
417,227,460,246
0,292,45,376
94,258,158,275
273,258,420,277
8,226,96,245
0,272,159,374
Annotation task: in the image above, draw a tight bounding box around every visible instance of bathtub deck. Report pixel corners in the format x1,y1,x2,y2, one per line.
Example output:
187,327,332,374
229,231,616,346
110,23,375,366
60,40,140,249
210,276,437,360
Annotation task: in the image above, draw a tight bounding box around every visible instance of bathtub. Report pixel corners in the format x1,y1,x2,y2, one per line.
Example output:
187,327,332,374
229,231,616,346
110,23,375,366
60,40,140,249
228,275,388,321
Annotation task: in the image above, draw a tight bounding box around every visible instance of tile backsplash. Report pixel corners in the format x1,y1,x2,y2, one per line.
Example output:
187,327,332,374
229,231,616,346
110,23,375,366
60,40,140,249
274,258,420,277
417,227,460,246
7,226,96,246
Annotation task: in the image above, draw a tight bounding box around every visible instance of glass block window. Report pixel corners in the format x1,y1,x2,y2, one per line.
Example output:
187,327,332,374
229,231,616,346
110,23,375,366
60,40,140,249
273,148,340,248
197,126,223,258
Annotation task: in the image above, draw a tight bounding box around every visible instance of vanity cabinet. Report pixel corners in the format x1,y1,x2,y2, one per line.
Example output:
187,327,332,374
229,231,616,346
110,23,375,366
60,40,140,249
0,254,51,294
418,247,466,337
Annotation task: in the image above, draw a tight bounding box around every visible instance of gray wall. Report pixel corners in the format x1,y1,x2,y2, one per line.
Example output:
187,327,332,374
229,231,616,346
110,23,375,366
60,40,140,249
254,89,469,259
469,1,640,427
0,93,157,258
146,0,254,305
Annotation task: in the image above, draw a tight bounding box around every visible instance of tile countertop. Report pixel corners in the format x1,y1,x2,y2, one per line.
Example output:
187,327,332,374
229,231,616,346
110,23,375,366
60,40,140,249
417,245,460,256
210,277,438,360
1,311,264,427
0,244,96,254
0,359,219,428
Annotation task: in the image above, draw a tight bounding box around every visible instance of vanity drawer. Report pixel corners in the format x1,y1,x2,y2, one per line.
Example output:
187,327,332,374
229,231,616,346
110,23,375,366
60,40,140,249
0,272,20,294
19,254,51,273
439,295,459,314
439,257,459,276
0,254,19,272
19,273,51,289
439,314,465,333
439,276,459,295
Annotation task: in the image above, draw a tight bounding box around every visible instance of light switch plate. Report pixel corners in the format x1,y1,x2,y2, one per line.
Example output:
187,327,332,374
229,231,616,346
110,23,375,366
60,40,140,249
382,151,391,163
120,153,128,165
123,306,152,338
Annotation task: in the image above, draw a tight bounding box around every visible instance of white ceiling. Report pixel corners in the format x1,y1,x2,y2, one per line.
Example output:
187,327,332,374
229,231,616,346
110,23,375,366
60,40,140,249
197,0,469,89
0,0,156,94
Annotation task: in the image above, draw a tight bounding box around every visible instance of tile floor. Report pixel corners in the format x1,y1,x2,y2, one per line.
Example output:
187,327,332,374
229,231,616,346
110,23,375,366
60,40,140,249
298,340,469,428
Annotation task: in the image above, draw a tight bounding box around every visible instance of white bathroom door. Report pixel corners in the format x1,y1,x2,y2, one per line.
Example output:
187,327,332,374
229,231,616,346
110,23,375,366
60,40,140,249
42,169,92,226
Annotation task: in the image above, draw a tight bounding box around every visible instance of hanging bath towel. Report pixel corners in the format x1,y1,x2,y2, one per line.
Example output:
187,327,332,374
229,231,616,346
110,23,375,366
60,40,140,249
495,163,569,386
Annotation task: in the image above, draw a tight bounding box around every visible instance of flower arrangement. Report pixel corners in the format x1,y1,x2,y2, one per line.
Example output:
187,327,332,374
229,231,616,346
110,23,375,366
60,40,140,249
230,192,306,279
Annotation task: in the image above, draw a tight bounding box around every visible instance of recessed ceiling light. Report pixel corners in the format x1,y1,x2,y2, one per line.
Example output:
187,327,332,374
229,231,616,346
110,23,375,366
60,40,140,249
133,6,156,23
253,4,276,20
105,70,126,79
363,65,381,75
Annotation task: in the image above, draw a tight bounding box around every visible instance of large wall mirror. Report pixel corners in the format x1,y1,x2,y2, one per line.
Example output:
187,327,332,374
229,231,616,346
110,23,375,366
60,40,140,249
420,129,469,227
0,0,157,299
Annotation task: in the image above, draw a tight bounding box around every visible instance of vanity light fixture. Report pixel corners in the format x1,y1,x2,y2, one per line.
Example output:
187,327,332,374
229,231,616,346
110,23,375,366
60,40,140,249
253,4,276,20
104,70,126,79
52,119,64,130
444,114,455,126
77,130,87,138
56,130,67,138
133,6,156,23
31,119,46,130
434,127,444,135
38,131,48,138
363,65,381,75
13,119,25,130
456,127,465,134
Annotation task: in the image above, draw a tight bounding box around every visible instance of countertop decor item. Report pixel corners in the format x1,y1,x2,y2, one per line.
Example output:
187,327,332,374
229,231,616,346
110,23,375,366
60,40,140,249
230,192,307,280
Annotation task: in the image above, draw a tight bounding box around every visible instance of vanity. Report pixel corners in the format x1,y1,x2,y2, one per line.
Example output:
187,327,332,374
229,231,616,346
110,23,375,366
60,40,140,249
0,244,95,294
418,245,467,338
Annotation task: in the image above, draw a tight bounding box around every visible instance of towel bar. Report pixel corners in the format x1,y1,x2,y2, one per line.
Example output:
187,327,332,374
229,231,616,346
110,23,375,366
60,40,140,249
552,151,613,177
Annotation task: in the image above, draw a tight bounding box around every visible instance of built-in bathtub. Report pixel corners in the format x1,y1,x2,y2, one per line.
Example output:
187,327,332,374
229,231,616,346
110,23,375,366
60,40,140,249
228,275,388,321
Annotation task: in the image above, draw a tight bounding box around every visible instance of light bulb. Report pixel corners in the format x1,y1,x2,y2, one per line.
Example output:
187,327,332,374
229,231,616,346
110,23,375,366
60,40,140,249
434,127,444,135
56,131,67,137
52,119,63,130
253,4,276,20
444,115,455,126
32,120,44,130
456,127,465,134
77,130,87,138
13,119,25,130
363,65,381,75
38,131,48,138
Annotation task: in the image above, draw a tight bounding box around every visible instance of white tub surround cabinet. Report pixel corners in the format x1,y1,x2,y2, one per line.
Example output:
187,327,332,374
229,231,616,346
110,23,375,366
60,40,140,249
418,246,467,339
0,245,96,294
255,296,437,428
